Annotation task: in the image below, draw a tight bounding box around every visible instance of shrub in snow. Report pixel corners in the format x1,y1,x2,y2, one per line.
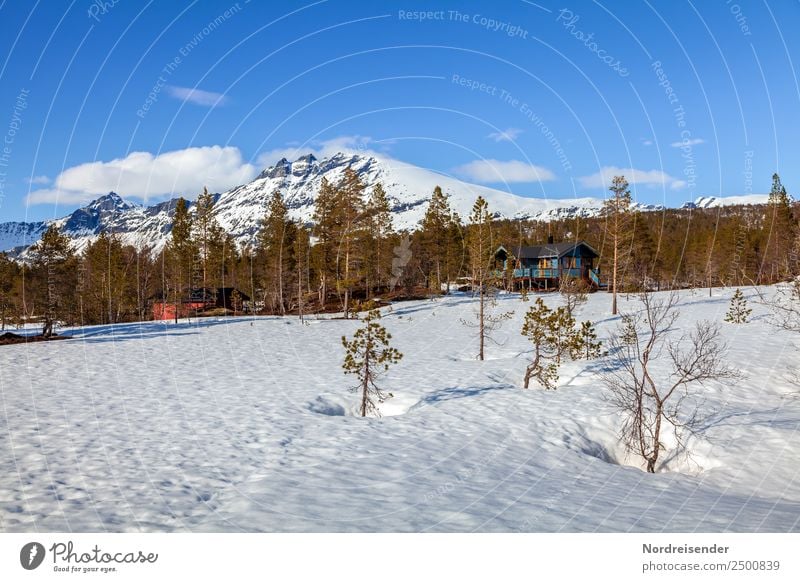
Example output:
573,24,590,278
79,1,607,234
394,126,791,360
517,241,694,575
341,309,402,417
549,304,580,365
619,313,638,345
725,288,751,324
521,299,581,389
521,299,559,390
572,320,603,360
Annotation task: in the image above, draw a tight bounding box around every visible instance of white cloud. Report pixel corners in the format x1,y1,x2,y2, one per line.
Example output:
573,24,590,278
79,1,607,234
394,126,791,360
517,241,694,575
641,139,653,146
487,128,523,143
578,166,685,190
26,175,50,185
670,137,704,148
453,159,556,184
669,179,687,190
166,86,228,107
26,145,257,205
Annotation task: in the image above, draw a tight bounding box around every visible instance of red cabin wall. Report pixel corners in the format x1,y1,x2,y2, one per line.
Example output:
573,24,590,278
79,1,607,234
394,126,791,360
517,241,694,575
152,301,209,320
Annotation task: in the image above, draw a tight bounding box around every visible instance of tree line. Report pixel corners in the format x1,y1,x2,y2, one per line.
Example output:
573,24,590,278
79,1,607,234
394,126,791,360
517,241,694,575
0,171,797,334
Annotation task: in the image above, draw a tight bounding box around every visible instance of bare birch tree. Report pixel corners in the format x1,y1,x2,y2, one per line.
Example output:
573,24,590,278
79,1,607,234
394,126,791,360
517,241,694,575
559,277,589,318
602,292,738,472
462,196,513,360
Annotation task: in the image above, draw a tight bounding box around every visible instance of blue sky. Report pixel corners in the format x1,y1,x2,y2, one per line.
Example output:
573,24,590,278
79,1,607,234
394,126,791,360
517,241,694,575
0,0,798,222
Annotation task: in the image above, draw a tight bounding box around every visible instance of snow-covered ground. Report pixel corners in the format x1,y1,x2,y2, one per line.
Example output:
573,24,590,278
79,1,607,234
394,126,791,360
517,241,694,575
0,287,798,532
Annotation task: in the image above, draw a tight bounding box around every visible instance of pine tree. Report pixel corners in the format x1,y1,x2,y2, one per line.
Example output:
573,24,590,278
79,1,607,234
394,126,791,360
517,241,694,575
217,229,240,288
446,210,465,292
521,298,559,390
417,186,464,293
620,313,638,345
0,252,22,330
725,288,751,324
341,309,403,417
82,232,131,325
28,224,78,337
337,168,367,318
549,305,579,364
132,244,156,322
573,320,603,359
364,182,394,297
257,191,296,314
193,187,217,291
603,176,633,315
164,197,197,322
311,177,337,307
764,173,795,281
293,223,311,322
311,171,366,316
469,195,493,355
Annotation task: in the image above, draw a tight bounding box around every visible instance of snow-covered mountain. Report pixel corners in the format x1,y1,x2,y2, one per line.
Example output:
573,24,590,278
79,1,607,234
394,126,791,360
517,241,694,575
0,152,764,257
212,152,625,242
0,192,182,257
681,194,769,209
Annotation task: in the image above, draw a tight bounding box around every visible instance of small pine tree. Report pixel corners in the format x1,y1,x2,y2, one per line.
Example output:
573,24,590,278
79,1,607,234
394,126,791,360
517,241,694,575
342,309,403,417
620,313,638,345
573,320,603,359
725,288,751,324
521,298,559,390
549,305,579,364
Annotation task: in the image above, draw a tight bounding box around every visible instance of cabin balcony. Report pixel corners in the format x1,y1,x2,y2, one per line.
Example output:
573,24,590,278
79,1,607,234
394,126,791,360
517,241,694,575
502,267,592,279
495,267,603,288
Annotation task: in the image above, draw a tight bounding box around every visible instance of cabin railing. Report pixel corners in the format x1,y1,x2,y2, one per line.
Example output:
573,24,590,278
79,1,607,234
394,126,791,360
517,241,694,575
500,268,581,279
493,265,602,286
508,268,560,278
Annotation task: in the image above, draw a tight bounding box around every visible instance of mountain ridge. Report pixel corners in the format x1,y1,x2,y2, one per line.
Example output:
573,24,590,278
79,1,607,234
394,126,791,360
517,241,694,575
0,152,768,257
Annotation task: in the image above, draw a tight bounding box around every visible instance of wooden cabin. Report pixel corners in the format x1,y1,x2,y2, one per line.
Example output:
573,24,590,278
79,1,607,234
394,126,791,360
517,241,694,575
152,287,251,320
495,240,602,291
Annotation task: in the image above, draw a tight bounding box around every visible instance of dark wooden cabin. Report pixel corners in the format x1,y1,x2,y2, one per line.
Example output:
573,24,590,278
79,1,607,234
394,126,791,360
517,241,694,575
495,240,602,291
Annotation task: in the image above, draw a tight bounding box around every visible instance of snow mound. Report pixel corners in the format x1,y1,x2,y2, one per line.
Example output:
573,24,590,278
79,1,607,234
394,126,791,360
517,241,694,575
307,392,420,418
307,395,347,416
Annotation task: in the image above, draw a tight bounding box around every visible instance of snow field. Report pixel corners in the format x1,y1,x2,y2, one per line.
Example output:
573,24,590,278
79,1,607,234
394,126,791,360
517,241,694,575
0,286,798,532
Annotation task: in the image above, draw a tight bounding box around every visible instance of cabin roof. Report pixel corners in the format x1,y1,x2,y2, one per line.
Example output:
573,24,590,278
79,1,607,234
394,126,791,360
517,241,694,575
497,241,599,259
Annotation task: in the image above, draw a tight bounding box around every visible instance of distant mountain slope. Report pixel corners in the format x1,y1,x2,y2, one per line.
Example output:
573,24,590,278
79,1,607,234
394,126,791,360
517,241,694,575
0,152,766,257
682,195,769,209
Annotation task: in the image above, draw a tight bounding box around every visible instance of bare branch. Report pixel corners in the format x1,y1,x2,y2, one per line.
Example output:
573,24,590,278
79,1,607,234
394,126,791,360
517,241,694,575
602,292,738,473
